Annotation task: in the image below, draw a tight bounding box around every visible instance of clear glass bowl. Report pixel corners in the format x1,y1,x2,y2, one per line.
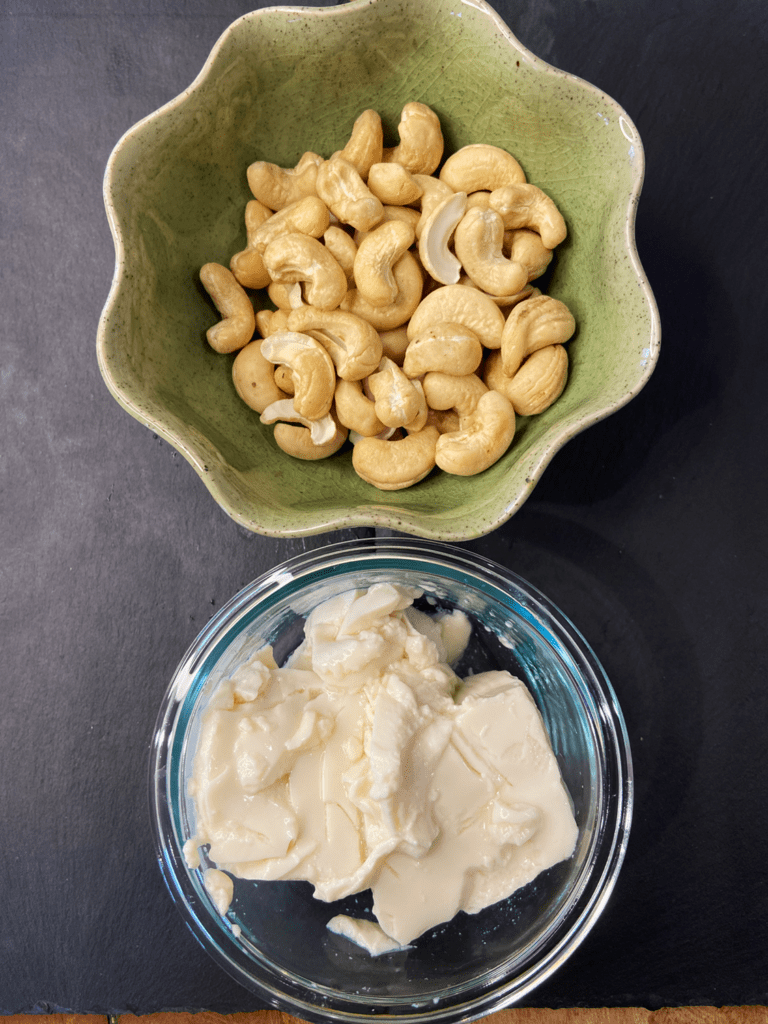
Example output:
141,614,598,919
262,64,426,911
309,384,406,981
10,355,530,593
150,539,633,1022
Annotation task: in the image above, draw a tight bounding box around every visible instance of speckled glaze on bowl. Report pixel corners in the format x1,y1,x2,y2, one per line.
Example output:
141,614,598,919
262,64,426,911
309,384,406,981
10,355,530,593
97,0,660,541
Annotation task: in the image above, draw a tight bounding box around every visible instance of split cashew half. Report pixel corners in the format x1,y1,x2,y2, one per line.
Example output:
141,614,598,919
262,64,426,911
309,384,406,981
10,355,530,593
259,331,336,421
418,191,468,285
352,425,440,490
199,263,255,354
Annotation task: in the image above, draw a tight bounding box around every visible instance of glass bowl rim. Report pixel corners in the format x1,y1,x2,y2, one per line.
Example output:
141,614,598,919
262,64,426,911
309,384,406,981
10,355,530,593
149,537,633,1022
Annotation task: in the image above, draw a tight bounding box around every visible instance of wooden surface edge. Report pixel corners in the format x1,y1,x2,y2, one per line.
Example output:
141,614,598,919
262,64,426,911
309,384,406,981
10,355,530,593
4,1011,767,1024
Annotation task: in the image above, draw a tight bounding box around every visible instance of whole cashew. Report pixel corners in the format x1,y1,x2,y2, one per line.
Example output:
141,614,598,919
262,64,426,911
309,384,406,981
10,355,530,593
453,207,528,297
382,102,444,175
501,344,569,416
353,219,416,308
335,108,383,180
439,144,526,194
407,284,505,350
273,420,348,460
246,151,323,210
334,379,385,436
417,191,468,285
367,356,424,428
505,228,553,281
263,233,347,312
403,322,483,378
232,339,289,413
422,371,488,419
489,184,567,249
352,425,440,490
435,389,516,476
367,162,423,206
248,196,330,256
500,293,576,377
315,155,384,233
229,199,272,289
286,306,382,381
341,250,423,330
323,226,358,283
259,331,336,421
199,263,256,353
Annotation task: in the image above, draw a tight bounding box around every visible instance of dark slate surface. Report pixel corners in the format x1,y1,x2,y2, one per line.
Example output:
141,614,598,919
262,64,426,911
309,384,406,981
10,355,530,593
2,0,767,1013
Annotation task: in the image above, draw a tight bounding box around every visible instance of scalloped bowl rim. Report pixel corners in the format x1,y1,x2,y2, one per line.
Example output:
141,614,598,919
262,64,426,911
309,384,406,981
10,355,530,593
96,0,661,541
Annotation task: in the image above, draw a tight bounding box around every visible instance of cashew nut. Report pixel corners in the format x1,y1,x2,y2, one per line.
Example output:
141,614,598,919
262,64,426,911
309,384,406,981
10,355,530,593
403,322,483,378
417,191,468,285
382,102,444,175
453,207,528,297
367,162,423,206
286,307,382,381
323,226,358,283
353,219,416,308
439,144,526,193
273,420,348,460
199,262,256,353
273,364,294,395
422,371,488,419
352,425,440,490
354,205,420,245
413,174,455,239
341,250,423,330
367,356,424,428
259,331,336,421
315,155,384,233
231,340,289,413
378,325,410,365
229,199,273,289
256,307,291,337
500,344,569,416
263,233,347,312
334,379,385,436
435,389,516,476
407,284,505,350
335,108,383,180
500,293,576,376
260,398,338,445
505,228,553,281
246,151,323,210
248,196,331,256
489,184,567,249
459,274,536,309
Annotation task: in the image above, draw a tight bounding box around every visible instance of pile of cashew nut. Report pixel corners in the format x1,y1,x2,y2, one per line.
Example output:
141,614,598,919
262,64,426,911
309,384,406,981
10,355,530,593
199,103,576,490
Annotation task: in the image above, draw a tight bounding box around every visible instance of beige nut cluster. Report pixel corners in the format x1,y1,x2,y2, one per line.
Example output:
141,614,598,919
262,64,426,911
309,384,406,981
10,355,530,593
198,103,576,489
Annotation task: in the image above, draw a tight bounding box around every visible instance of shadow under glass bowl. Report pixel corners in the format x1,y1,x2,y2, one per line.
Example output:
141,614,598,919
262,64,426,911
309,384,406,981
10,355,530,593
150,538,633,1022
97,0,660,541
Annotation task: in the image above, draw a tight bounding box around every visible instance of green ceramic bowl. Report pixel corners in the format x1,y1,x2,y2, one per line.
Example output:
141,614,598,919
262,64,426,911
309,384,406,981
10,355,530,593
97,0,660,541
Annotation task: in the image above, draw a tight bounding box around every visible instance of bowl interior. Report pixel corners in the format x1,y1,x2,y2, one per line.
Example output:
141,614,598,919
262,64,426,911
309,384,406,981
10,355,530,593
99,0,658,539
155,544,630,1019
